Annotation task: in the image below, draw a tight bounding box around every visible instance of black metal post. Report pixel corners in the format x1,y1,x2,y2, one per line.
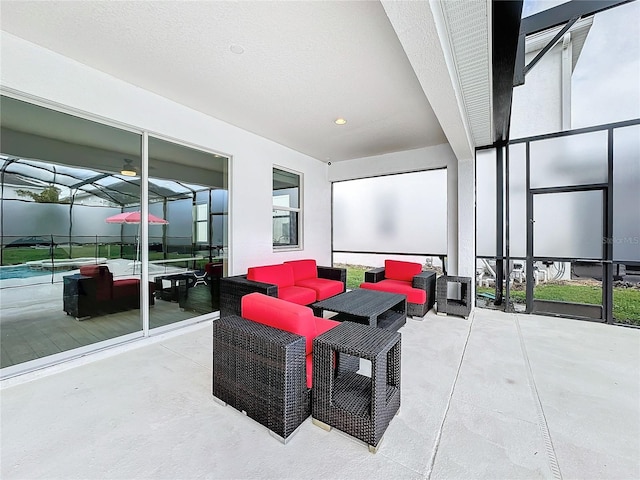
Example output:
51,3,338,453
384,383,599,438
495,146,505,305
604,128,615,323
525,142,534,313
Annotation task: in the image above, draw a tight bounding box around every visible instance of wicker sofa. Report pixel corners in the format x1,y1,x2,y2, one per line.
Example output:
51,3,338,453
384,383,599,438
219,259,346,317
63,264,154,319
212,292,341,441
359,260,436,317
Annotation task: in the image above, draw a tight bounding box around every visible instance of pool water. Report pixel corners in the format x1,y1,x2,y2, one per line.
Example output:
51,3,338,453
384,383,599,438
0,265,57,280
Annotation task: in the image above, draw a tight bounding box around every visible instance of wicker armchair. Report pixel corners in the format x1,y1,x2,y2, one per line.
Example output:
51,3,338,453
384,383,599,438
360,260,436,317
213,292,357,442
213,315,311,442
219,264,346,317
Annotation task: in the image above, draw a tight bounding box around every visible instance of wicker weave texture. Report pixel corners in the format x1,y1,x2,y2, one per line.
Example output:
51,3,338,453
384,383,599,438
436,275,472,317
312,322,401,449
212,315,310,440
219,275,278,317
312,289,406,331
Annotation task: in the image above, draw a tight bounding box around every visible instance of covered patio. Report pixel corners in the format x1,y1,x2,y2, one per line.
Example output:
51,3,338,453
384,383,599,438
1,308,638,479
1,1,639,478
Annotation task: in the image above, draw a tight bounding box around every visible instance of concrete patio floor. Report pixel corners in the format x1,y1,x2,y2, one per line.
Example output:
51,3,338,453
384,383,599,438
1,308,638,480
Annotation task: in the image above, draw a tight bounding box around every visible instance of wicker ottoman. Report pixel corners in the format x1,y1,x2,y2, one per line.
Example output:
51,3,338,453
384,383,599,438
436,275,472,318
312,321,401,453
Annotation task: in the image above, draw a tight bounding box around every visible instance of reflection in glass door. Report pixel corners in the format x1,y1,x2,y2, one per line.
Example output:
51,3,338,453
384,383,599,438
0,95,144,374
147,137,228,331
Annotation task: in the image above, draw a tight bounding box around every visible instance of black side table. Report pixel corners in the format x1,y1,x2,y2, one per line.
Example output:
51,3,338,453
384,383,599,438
154,273,193,302
312,321,401,453
436,275,472,318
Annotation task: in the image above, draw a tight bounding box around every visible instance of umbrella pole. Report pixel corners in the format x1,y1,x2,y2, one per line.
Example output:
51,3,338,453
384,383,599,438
134,223,141,275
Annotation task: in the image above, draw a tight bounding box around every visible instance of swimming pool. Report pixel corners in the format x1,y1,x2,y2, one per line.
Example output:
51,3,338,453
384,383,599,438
0,265,58,280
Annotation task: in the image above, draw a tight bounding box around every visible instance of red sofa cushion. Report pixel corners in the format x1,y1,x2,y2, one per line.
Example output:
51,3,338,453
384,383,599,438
306,354,313,388
284,259,318,281
247,263,295,288
241,292,317,354
360,279,427,305
385,260,422,282
241,293,339,387
278,285,317,305
296,277,344,301
113,278,140,299
79,265,112,302
80,265,102,277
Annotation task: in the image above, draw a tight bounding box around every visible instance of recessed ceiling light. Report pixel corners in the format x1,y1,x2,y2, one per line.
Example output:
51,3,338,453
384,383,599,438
230,44,245,55
334,118,347,125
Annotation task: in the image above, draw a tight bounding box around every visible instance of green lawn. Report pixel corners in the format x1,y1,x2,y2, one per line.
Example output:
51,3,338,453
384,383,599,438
338,263,369,290
337,264,639,325
478,283,640,324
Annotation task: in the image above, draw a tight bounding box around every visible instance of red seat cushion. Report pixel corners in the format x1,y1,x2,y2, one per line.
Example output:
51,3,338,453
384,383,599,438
284,259,318,281
360,279,427,305
385,260,422,282
113,278,140,299
306,354,313,388
247,264,295,288
278,285,317,305
296,277,344,301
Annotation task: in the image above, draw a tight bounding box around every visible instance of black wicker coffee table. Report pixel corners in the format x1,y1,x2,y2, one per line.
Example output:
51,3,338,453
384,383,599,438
311,289,406,331
312,321,401,453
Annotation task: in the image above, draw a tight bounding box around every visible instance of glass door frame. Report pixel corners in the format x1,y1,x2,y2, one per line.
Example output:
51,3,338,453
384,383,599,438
526,184,611,321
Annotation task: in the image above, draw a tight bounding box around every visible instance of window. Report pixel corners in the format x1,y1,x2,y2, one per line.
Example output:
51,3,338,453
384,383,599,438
193,203,208,243
273,167,301,248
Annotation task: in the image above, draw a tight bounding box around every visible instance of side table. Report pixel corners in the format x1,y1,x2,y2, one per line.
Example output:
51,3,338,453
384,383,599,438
154,273,194,302
312,321,401,452
436,275,472,318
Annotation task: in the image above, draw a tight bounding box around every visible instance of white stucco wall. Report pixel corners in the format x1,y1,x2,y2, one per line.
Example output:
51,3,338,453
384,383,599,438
0,32,331,275
328,144,462,275
510,43,564,139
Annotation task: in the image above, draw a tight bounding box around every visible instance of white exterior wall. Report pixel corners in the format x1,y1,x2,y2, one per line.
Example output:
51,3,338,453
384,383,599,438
510,43,564,139
328,144,462,275
0,32,331,275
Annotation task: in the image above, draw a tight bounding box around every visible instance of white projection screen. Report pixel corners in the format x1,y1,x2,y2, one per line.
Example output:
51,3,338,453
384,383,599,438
332,169,447,255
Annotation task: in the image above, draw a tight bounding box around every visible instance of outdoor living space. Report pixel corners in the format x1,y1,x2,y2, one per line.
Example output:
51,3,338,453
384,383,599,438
2,1,640,478
1,308,638,479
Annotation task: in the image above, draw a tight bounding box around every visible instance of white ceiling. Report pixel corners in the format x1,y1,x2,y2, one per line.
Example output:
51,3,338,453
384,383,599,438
0,1,489,163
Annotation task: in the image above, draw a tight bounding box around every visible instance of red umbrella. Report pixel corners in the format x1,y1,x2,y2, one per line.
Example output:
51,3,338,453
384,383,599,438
105,211,168,273
105,211,168,225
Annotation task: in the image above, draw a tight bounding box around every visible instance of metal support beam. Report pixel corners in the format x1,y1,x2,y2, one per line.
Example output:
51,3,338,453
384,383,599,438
495,146,505,305
525,142,534,313
604,129,615,323
522,16,579,79
513,0,635,86
520,0,634,36
492,0,524,142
